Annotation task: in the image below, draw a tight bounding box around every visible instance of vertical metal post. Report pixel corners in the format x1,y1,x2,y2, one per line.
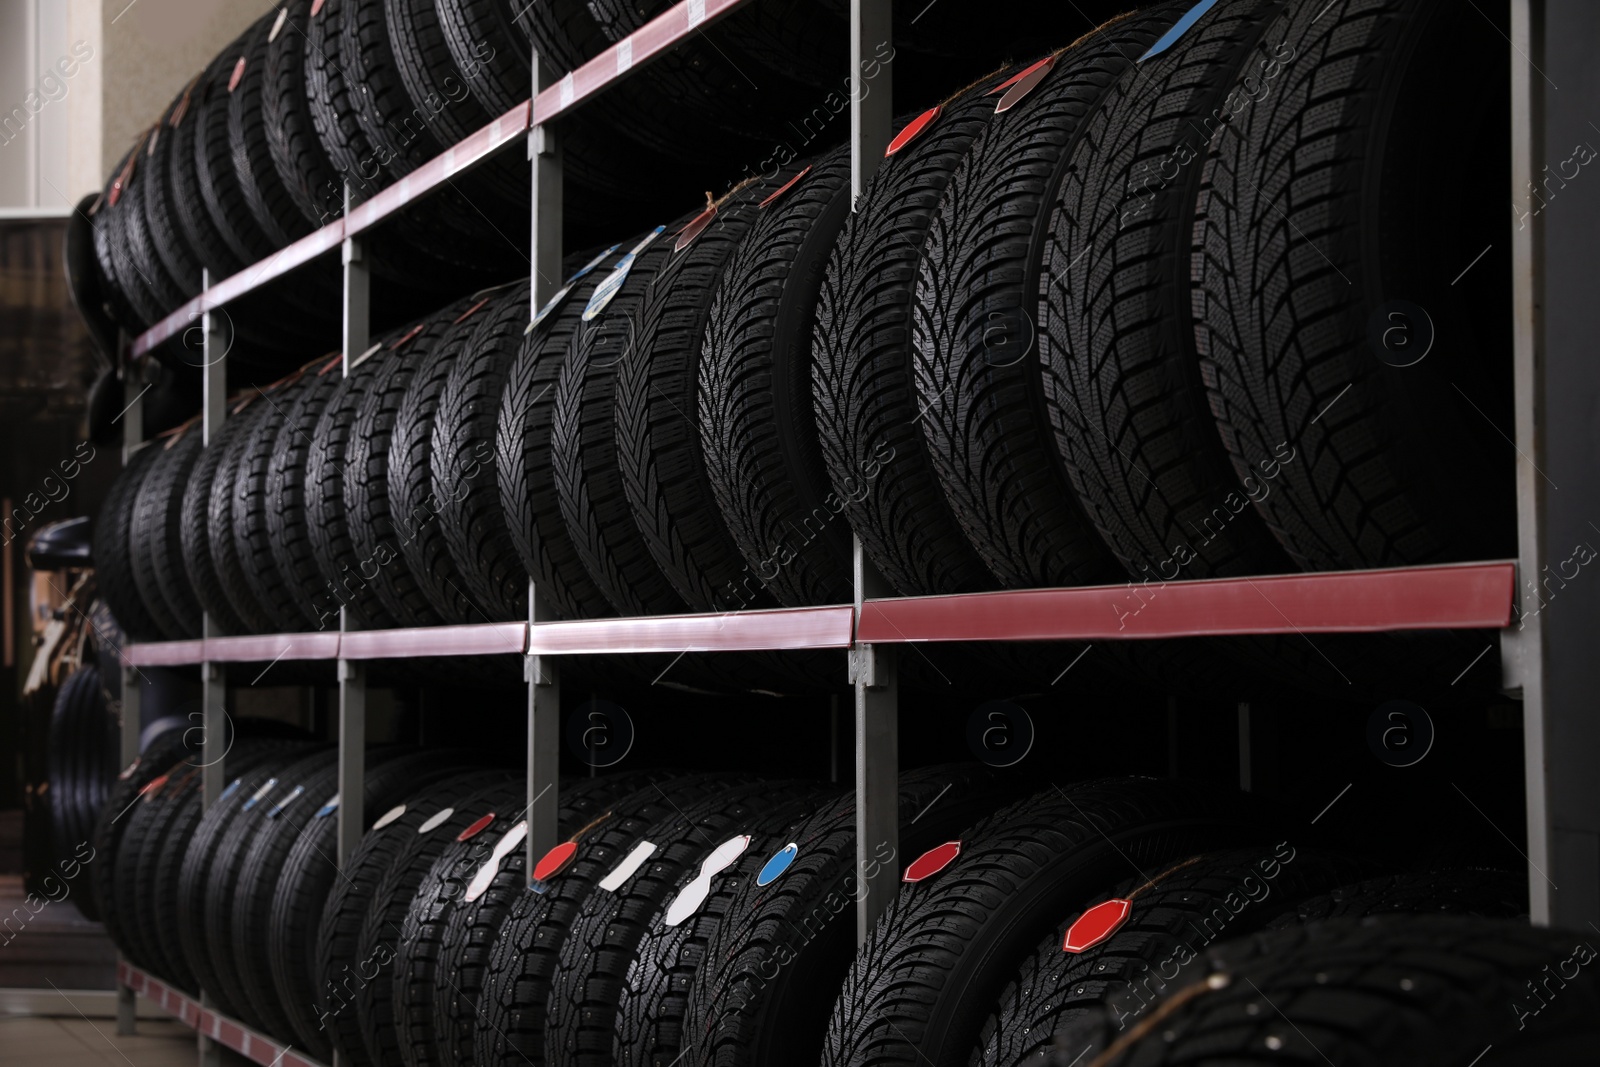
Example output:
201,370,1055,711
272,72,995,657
526,583,561,869
526,51,565,877
852,537,898,940
336,190,371,881
850,0,893,202
1502,0,1600,927
851,0,896,943
199,275,228,815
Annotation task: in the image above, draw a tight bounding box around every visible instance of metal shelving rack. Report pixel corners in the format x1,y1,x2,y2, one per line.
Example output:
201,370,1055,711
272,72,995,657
104,2,1598,1065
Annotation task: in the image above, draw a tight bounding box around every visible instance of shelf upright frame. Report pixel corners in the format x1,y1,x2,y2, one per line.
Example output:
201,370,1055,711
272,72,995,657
526,48,566,879
116,330,142,1039
198,270,228,1067
1502,0,1600,927
849,0,897,943
337,182,371,883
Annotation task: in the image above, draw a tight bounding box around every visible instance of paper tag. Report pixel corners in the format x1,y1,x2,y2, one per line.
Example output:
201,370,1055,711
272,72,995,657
530,244,619,332
315,795,340,818
464,821,529,903
1140,0,1220,62
228,56,247,93
267,784,305,819
347,341,383,371
373,804,406,830
597,841,657,892
756,842,798,886
583,227,665,322
418,807,455,834
243,777,278,811
664,836,750,927
269,7,288,42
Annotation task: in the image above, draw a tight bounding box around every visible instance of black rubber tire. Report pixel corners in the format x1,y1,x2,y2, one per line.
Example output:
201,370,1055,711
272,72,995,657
306,0,383,198
318,769,504,1067
93,443,164,641
1266,867,1528,928
386,0,527,205
147,741,305,993
90,143,152,333
472,773,763,1067
207,397,284,634
44,665,116,923
89,726,198,950
699,147,856,607
129,430,204,640
496,253,615,620
200,748,337,1023
266,362,349,630
391,298,505,625
266,0,347,228
545,777,822,1066
110,765,189,974
271,752,461,1059
1037,0,1293,582
194,19,280,268
433,281,533,621
355,773,520,1067
124,767,204,987
552,222,693,617
821,778,1272,1067
170,53,251,281
307,335,411,630
641,766,1007,1067
175,744,323,1017
233,373,321,631
912,12,1181,591
119,134,189,322
814,75,1016,599
142,93,207,305
397,772,665,1067
347,298,477,627
616,177,789,613
1057,916,1600,1066
179,420,252,636
230,12,313,248
1191,0,1514,571
229,750,387,1040
972,845,1374,1066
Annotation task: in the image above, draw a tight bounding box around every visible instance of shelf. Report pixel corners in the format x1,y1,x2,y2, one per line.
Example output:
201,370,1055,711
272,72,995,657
857,561,1517,644
121,562,1515,667
129,0,753,361
117,961,326,1067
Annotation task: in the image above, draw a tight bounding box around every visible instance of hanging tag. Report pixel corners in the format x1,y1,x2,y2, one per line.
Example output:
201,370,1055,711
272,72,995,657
529,244,619,332
228,56,247,93
674,204,717,250
886,110,940,157
903,841,961,883
346,341,383,372
597,840,657,892
996,56,1058,114
269,7,289,42
583,226,665,321
664,835,751,926
418,807,455,834
464,821,529,903
1139,0,1221,62
759,167,811,209
756,842,799,886
457,813,496,842
372,804,407,830
1062,898,1132,952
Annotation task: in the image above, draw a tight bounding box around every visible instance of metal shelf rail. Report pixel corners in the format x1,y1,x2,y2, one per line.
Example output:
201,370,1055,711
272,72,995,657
105,1,1599,1064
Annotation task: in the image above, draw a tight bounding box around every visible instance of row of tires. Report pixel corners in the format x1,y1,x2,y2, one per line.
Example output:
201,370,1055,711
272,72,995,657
82,0,1073,359
96,2,1510,665
94,731,1593,1066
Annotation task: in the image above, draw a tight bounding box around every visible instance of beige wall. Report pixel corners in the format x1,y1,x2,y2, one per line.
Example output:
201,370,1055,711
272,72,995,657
0,0,275,208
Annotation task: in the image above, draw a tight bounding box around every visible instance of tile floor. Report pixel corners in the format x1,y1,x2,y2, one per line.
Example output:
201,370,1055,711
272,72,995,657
0,1015,249,1066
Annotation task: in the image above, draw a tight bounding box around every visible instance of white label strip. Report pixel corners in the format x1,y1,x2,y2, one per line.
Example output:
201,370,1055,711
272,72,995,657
559,73,575,108
245,778,277,809
598,841,657,892
688,0,706,27
373,804,406,830
617,39,633,74
418,806,455,834
464,821,529,903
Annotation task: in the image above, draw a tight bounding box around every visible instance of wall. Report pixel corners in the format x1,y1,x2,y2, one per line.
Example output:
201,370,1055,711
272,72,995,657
0,0,274,209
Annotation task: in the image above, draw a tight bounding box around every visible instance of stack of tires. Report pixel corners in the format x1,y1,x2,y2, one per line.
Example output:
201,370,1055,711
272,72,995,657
96,759,1585,1066
96,0,1511,703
